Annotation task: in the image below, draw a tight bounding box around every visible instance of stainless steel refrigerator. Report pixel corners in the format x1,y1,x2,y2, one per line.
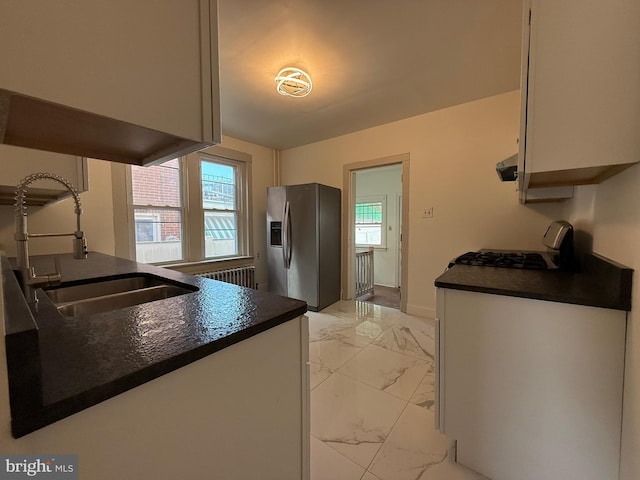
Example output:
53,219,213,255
267,183,341,311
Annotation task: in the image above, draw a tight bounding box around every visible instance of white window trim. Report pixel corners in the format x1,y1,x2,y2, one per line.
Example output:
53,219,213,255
113,145,253,266
198,152,249,260
355,195,387,249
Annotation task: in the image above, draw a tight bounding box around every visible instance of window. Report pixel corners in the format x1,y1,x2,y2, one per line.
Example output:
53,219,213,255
201,155,247,259
131,159,184,264
355,196,386,247
124,147,252,265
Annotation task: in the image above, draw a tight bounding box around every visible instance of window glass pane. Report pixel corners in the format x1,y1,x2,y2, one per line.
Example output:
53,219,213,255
355,202,382,224
131,159,181,207
134,208,182,263
202,160,236,210
355,200,384,246
356,225,382,245
204,211,238,258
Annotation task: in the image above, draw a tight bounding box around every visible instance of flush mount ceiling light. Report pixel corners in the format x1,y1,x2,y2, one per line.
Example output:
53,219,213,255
275,67,312,98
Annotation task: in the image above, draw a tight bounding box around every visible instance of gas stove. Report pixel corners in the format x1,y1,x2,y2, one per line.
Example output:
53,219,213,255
450,251,557,270
448,221,574,271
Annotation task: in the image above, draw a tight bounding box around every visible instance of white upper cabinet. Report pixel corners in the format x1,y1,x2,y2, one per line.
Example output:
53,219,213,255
518,0,640,203
0,0,220,166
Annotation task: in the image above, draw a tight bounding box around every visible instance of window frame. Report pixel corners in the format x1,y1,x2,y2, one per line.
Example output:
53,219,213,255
354,195,387,249
198,152,249,260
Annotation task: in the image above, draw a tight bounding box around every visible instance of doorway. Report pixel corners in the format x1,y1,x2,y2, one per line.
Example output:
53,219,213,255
342,154,409,312
353,165,402,308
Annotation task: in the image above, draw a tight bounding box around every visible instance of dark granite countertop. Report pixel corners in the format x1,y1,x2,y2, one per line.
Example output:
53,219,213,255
2,252,307,437
435,252,632,311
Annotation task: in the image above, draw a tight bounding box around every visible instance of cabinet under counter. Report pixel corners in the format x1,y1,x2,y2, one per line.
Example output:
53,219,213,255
434,253,632,480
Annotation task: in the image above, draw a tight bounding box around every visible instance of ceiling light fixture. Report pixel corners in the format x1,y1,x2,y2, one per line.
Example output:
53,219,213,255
275,67,312,98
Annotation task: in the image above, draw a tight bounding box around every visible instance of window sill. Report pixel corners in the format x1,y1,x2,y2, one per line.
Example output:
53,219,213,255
161,256,255,275
355,246,387,252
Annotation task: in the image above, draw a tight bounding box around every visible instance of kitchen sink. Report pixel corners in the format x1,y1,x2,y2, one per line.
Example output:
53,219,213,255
43,274,198,317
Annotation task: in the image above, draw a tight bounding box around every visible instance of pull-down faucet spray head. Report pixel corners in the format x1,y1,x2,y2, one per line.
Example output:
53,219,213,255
14,172,88,301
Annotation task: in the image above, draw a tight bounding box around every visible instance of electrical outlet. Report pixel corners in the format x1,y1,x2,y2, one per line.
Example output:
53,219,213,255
423,207,434,218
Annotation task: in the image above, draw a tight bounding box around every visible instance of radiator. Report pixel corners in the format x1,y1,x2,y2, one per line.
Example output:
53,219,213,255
198,266,257,289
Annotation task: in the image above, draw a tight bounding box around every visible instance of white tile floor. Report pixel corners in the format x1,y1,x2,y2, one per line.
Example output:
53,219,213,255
308,301,488,480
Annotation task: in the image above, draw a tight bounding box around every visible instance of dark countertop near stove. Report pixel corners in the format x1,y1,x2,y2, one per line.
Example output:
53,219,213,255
2,252,307,438
435,252,632,311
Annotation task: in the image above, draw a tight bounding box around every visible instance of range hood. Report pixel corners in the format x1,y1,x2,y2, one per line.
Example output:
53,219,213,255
0,88,213,166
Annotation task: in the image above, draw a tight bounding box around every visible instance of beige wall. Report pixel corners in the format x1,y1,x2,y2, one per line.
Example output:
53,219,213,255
0,158,115,257
280,90,564,317
563,165,640,480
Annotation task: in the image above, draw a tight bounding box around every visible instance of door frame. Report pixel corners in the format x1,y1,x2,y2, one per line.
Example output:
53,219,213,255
342,153,410,312
397,193,402,288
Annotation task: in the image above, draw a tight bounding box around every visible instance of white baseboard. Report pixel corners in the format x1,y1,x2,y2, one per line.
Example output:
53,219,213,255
406,304,436,319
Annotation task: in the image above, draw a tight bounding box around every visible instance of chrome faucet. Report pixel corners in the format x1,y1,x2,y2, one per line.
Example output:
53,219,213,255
14,172,88,302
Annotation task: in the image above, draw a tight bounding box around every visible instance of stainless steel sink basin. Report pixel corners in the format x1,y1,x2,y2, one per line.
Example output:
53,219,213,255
43,274,198,317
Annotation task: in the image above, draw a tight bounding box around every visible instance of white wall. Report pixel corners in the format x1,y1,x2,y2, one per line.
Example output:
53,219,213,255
562,165,640,480
355,165,402,287
280,90,564,317
0,158,116,257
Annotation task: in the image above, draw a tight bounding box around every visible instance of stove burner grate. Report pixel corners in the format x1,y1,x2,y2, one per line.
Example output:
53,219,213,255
453,251,550,270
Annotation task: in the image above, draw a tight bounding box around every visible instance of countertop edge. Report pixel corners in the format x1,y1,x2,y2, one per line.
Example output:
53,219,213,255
435,252,633,311
10,304,307,438
433,280,627,311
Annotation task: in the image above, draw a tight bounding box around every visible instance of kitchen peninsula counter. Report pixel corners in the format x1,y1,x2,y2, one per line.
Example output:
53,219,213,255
2,252,308,449
435,252,632,311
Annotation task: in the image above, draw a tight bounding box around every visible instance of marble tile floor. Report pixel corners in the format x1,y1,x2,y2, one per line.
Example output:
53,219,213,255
309,300,488,480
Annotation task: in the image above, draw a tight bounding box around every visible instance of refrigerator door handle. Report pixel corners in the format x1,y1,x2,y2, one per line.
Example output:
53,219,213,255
282,201,288,268
283,200,292,269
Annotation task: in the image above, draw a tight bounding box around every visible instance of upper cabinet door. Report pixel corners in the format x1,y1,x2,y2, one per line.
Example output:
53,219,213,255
518,0,640,198
0,0,221,165
0,145,88,206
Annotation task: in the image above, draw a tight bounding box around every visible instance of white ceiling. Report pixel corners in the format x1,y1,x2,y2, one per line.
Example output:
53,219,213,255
218,0,523,150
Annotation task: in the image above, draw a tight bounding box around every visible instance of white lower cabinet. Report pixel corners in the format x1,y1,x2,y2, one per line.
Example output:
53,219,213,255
436,289,625,480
